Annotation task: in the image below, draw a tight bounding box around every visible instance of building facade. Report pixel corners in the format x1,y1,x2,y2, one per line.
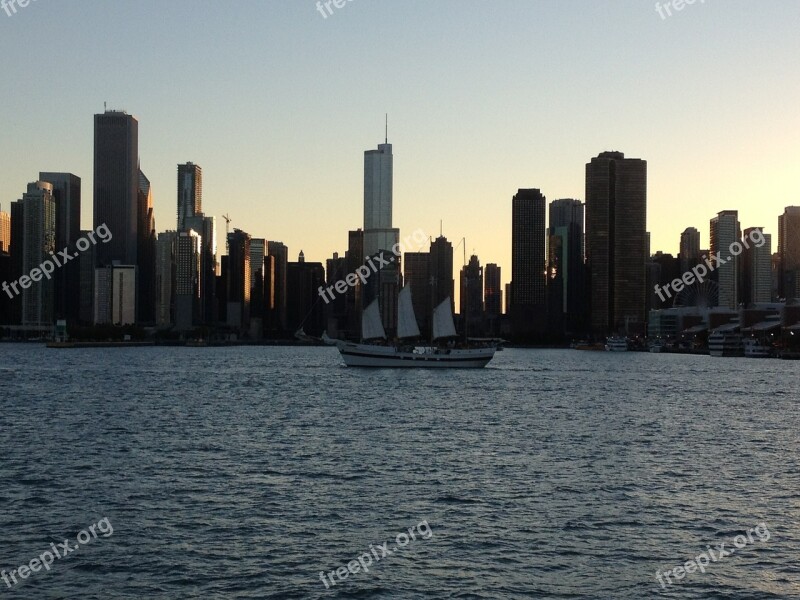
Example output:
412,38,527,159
710,210,741,309
94,110,139,267
585,152,647,336
511,188,547,337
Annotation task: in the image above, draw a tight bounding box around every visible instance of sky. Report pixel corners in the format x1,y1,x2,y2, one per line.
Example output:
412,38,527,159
1,0,799,293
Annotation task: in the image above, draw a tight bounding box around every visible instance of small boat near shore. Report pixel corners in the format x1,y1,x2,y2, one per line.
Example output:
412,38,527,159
605,336,629,352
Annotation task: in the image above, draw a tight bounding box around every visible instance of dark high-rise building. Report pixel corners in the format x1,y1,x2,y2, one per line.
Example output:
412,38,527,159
430,235,454,317
177,162,202,232
267,241,288,334
740,227,772,305
249,239,267,326
175,230,202,330
460,254,484,336
137,170,157,324
287,251,326,337
0,251,10,327
484,263,502,336
650,252,680,308
511,189,547,337
679,227,701,274
344,229,364,340
226,229,251,333
548,198,586,335
184,214,217,325
78,230,95,324
7,202,24,325
404,251,431,338
94,110,139,267
155,231,176,327
585,152,647,336
39,173,81,324
325,252,348,337
18,182,56,329
779,206,800,301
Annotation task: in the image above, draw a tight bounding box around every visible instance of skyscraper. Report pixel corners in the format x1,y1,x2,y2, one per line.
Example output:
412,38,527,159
267,241,288,333
362,137,400,330
249,238,267,329
778,206,800,301
175,230,202,329
484,263,502,336
226,229,251,333
94,110,139,267
0,208,10,253
177,162,202,232
155,231,177,327
78,230,95,324
137,170,157,324
184,213,217,325
363,139,398,259
511,189,547,337
585,152,647,336
287,251,326,337
741,227,772,305
460,254,484,336
710,210,741,309
38,173,81,324
94,264,136,325
8,202,24,324
430,235,454,317
17,182,56,329
344,230,364,340
548,198,585,334
679,227,701,274
404,251,431,338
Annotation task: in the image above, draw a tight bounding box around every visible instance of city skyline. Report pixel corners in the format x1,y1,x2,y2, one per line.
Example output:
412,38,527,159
1,1,798,288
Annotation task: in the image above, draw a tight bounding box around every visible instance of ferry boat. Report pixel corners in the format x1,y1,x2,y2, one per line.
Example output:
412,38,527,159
335,287,496,368
743,338,771,358
605,336,629,352
708,330,744,357
648,339,665,353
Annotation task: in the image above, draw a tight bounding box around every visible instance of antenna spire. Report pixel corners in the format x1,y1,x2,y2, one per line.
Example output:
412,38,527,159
385,113,388,144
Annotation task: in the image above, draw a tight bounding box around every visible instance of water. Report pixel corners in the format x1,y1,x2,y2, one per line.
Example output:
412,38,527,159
1,346,799,599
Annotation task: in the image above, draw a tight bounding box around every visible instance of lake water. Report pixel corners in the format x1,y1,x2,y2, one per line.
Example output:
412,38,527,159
1,346,799,599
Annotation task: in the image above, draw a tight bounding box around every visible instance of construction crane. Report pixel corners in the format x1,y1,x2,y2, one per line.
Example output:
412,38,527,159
222,214,231,254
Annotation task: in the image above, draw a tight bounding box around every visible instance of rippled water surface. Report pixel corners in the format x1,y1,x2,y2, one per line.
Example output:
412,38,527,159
1,345,800,599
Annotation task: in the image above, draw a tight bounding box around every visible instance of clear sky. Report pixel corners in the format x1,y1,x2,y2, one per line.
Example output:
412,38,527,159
1,0,798,290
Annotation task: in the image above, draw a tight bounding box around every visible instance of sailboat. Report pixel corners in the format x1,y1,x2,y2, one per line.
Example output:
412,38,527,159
334,285,497,368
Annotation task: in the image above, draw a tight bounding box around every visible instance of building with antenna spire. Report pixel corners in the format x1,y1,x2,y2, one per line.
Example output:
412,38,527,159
362,121,401,332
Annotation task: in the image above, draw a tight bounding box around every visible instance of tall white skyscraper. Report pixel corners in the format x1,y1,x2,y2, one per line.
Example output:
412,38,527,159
363,138,399,259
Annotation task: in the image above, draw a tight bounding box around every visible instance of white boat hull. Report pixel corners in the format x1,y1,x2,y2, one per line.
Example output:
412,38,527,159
337,342,495,368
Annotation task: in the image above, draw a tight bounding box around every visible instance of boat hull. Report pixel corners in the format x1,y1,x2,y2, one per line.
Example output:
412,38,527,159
337,342,495,368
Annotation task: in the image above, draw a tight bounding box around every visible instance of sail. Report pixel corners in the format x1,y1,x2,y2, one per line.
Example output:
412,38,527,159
432,297,457,340
397,285,421,339
361,299,387,341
